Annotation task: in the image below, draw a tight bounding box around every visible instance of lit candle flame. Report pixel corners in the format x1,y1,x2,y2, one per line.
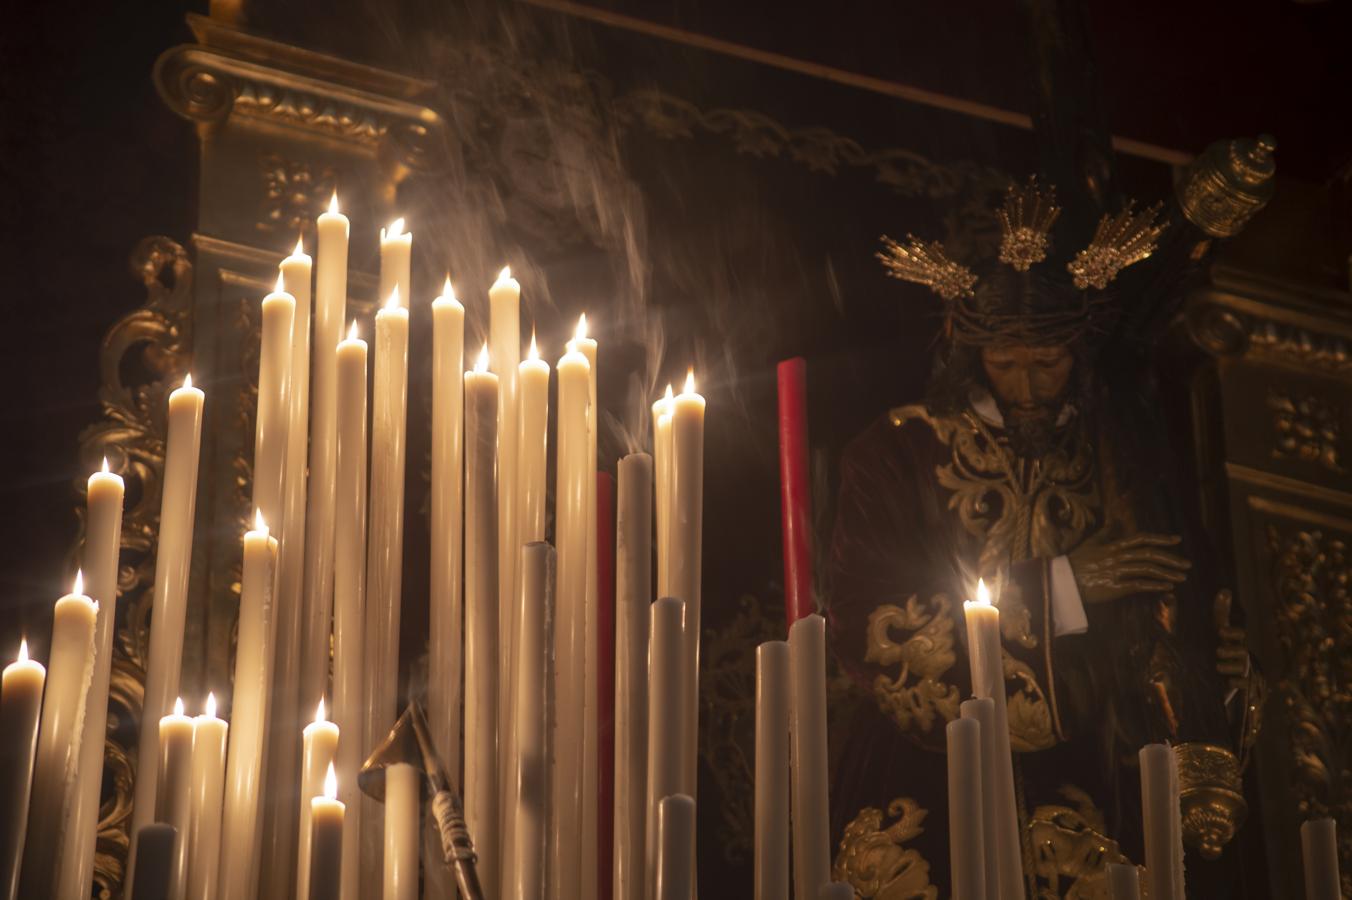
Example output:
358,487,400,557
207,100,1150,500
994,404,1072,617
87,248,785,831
574,313,588,342
205,691,217,718
442,275,456,301
173,696,185,717
293,235,305,257
254,509,267,532
73,569,84,596
315,697,327,723
348,320,359,342
328,191,340,215
18,638,28,663
385,286,401,311
183,373,193,390
385,217,405,239
101,457,110,474
274,272,286,294
975,578,992,607
684,368,696,395
324,762,338,800
497,265,511,282
475,343,490,373
528,331,540,361
664,383,674,403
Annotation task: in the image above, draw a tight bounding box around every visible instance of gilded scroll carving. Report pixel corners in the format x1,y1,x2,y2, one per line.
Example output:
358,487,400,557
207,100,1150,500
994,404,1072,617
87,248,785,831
1267,388,1345,474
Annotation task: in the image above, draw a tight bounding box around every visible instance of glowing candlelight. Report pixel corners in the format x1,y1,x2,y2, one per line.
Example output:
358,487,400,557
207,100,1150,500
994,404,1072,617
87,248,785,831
297,696,340,900
309,762,345,900
157,695,195,900
1,636,44,900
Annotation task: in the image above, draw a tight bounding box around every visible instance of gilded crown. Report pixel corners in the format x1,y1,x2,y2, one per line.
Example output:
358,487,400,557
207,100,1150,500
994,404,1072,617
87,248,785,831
876,235,977,300
997,177,1061,271
1066,202,1166,290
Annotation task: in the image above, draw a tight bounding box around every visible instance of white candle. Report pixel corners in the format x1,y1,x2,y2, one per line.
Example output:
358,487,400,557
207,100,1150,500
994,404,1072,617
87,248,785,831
652,385,673,599
672,370,704,808
157,697,194,900
947,716,987,900
298,699,341,900
960,697,999,900
261,238,315,900
187,693,228,900
564,315,601,900
510,542,554,900
61,459,125,900
963,580,1024,900
1107,863,1141,900
310,765,345,900
379,218,411,310
1302,818,1341,900
301,193,350,726
17,576,95,899
1,639,44,900
364,288,409,894
251,277,295,528
754,640,790,900
491,271,522,811
333,324,367,900
465,346,500,894
645,596,686,900
384,762,419,900
1139,743,1183,900
655,794,695,900
789,612,830,900
552,345,591,900
614,453,651,900
218,518,279,900
131,374,204,875
430,279,465,799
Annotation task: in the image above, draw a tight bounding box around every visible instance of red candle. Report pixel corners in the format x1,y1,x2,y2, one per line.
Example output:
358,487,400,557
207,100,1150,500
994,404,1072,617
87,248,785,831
777,357,814,628
597,472,617,900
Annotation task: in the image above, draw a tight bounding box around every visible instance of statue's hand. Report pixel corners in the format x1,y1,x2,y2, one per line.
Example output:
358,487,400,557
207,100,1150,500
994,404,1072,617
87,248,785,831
1068,532,1191,605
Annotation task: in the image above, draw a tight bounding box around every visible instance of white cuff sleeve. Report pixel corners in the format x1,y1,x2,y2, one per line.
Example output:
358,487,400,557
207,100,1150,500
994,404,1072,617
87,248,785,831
1050,555,1089,637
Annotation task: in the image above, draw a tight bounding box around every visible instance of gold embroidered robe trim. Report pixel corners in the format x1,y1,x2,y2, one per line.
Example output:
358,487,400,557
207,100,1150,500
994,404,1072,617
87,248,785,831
1027,786,1136,900
833,798,939,900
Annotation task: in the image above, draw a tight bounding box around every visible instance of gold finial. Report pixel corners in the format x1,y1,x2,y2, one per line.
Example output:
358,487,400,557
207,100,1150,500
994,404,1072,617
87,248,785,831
876,235,977,300
1066,203,1166,290
998,177,1061,271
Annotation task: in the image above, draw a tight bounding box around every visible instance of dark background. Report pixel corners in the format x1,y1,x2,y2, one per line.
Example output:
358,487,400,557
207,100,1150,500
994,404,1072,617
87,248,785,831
2,0,1349,894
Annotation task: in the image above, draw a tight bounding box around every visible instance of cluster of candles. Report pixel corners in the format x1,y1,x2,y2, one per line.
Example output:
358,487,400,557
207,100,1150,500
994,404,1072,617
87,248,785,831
0,191,739,900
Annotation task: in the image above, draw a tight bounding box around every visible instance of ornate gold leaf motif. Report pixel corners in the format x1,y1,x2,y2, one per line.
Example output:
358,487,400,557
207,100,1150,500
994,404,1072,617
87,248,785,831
1028,786,1134,900
866,596,961,743
834,798,939,900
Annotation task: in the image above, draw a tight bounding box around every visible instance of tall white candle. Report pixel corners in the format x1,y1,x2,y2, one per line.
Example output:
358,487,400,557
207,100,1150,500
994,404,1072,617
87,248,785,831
217,518,279,900
1139,743,1183,900
187,693,228,900
60,460,125,900
157,697,194,900
789,612,830,900
614,453,651,900
130,374,205,876
430,279,465,799
552,345,591,900
301,193,350,723
655,794,695,900
384,763,419,900
645,596,686,900
963,580,1024,900
465,346,501,894
251,277,294,528
947,716,987,900
333,324,368,900
1,640,44,900
364,288,409,896
672,371,705,807
652,385,673,599
309,765,345,900
17,576,95,899
565,315,601,900
1107,863,1141,900
298,699,341,900
511,542,555,900
754,640,790,900
379,218,411,311
491,270,522,808
1301,818,1341,900
960,697,999,900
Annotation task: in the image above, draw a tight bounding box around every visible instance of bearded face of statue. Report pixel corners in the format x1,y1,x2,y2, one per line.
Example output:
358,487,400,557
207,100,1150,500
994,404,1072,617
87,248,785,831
980,343,1074,456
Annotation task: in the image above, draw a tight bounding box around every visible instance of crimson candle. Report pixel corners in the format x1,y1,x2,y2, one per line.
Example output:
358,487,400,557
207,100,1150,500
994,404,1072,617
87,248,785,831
776,357,814,628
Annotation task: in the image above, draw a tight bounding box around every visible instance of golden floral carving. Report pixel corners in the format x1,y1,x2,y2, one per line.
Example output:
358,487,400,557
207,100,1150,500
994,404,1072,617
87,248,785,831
833,798,938,900
866,595,961,744
1028,786,1133,900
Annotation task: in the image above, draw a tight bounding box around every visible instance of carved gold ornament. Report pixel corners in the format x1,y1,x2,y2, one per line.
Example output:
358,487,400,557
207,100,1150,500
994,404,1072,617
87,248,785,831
1028,786,1135,899
1174,742,1247,860
998,177,1061,272
833,798,939,900
1066,203,1166,291
865,595,961,745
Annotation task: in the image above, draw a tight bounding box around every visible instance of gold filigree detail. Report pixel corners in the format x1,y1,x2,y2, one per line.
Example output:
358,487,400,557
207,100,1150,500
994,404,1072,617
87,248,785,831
1028,786,1133,900
877,235,978,301
75,236,194,899
833,798,938,900
1066,203,1165,290
865,595,961,744
1175,742,1247,859
1267,388,1346,474
998,177,1061,272
259,152,338,238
